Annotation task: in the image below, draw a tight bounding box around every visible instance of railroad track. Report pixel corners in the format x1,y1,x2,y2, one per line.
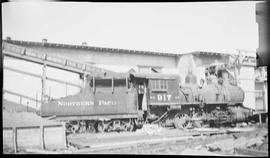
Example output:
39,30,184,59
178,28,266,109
22,126,260,155
68,127,252,154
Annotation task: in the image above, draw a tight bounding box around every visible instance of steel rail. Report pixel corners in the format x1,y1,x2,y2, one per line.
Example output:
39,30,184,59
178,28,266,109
69,129,240,153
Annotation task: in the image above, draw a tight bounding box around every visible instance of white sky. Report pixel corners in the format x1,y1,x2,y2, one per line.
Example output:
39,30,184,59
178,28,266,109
2,1,259,54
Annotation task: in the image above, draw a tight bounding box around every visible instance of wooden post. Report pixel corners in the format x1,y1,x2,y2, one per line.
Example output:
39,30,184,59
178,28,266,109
41,64,47,104
263,82,267,112
19,96,22,105
12,127,18,154
40,125,45,150
259,113,262,124
62,122,67,149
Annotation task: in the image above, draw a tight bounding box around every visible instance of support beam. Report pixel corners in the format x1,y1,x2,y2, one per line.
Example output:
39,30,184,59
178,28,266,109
62,122,67,149
263,82,268,112
4,66,81,88
3,43,118,77
12,127,18,154
4,66,41,78
4,89,41,103
41,64,47,104
40,125,45,150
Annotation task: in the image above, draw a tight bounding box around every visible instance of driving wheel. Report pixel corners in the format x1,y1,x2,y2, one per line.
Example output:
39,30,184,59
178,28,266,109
174,113,191,130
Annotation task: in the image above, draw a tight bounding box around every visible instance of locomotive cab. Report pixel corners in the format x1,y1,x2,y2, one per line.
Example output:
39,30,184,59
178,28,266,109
130,73,181,123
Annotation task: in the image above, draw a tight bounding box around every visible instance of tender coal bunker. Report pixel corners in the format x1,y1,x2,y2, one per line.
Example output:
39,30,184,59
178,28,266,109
114,79,126,87
95,79,112,87
88,78,127,88
94,79,112,92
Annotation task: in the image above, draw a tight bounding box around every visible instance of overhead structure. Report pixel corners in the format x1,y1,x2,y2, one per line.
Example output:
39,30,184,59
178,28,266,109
2,42,126,78
2,42,127,104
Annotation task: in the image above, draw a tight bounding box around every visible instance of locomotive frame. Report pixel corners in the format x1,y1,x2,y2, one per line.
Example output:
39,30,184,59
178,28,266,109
40,67,253,134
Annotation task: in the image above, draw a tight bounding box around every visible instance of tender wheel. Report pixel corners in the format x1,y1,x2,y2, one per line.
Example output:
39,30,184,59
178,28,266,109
79,121,87,133
71,123,80,134
174,113,191,130
66,123,73,135
96,121,104,133
87,123,96,133
127,121,135,132
70,127,76,134
79,126,87,134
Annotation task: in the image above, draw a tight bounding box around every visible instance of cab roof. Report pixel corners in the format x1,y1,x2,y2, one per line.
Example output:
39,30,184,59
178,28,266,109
130,72,179,80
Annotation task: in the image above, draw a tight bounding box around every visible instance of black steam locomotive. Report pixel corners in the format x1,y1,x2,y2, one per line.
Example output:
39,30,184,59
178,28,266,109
40,66,253,134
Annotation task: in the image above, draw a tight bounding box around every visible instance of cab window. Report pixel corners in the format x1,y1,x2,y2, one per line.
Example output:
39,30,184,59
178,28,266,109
151,79,168,91
114,79,126,87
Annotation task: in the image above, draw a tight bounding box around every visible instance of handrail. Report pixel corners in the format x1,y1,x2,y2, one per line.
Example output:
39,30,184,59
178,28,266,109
4,89,41,103
4,66,81,88
3,124,63,130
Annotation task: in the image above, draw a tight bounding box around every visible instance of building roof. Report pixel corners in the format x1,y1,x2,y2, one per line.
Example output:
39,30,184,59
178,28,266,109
186,50,256,59
130,72,179,80
3,39,181,57
185,51,229,57
3,39,255,59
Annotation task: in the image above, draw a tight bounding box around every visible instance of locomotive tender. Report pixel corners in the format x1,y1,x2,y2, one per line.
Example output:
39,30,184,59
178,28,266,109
40,67,252,134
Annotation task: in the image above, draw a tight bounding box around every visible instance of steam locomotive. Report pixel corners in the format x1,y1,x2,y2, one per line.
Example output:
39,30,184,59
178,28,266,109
40,66,253,134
